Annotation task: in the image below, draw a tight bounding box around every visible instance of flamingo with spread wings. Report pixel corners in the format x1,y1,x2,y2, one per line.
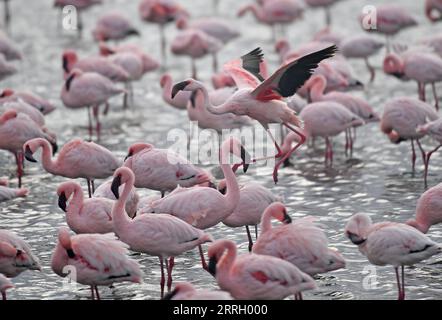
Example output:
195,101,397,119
172,45,337,183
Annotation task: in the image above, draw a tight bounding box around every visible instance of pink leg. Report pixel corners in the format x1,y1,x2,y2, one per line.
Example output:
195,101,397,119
191,59,197,79
93,105,101,141
424,145,442,189
87,179,92,198
212,53,218,72
411,139,416,172
245,225,254,252
422,84,427,102
2,291,6,300
344,129,349,157
159,25,167,66
166,257,175,292
400,265,405,300
91,180,95,194
123,83,129,109
365,57,375,83
394,267,403,300
198,245,209,272
94,286,100,300
87,106,93,141
90,286,95,300
103,102,110,116
432,83,439,111
254,225,258,240
15,152,23,188
249,128,284,164
159,257,165,299
325,137,333,167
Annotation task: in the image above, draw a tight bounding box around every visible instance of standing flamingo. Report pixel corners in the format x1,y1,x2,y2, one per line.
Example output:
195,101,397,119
175,46,337,183
0,273,13,300
407,183,442,233
416,118,442,187
207,239,317,300
110,167,213,298
253,202,345,298
0,180,27,202
383,51,442,109
60,69,125,139
163,282,232,300
93,179,139,218
23,137,120,197
92,12,140,42
345,213,441,300
0,109,57,187
0,229,41,277
51,227,143,300
123,142,213,197
426,0,442,22
380,97,439,173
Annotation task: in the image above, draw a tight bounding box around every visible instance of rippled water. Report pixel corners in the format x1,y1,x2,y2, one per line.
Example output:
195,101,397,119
1,0,442,300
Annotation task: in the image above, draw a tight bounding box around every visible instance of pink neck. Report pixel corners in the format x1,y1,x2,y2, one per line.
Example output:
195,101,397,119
67,184,84,218
112,177,133,234
37,140,59,176
220,144,240,214
309,77,326,102
217,241,237,284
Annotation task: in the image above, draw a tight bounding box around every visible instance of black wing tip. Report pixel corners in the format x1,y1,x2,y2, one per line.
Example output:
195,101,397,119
242,47,264,60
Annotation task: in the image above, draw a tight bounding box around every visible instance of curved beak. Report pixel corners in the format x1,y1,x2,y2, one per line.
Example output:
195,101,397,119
171,81,189,99
124,151,133,162
347,231,366,245
240,146,251,173
111,175,122,199
58,192,67,212
189,89,198,108
24,145,37,163
51,141,58,155
208,256,217,276
283,211,292,224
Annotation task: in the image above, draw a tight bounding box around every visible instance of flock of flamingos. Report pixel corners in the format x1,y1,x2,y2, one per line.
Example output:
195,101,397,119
1,0,442,301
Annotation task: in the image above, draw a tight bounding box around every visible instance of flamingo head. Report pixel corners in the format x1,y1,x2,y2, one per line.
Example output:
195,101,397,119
218,179,227,194
207,239,235,276
175,15,188,29
265,202,292,224
160,74,172,88
0,109,17,125
0,88,14,98
98,42,115,56
111,167,135,199
171,79,203,98
125,143,154,161
57,182,78,213
62,50,78,74
325,249,346,271
58,227,75,259
344,213,372,245
383,53,405,79
237,4,254,17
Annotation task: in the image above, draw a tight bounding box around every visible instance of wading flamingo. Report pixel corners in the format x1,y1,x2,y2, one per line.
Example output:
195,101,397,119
92,12,140,42
416,118,442,187
407,183,442,233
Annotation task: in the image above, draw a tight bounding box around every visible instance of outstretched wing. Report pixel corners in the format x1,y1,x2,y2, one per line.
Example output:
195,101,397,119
251,45,337,101
223,47,265,89
241,48,265,82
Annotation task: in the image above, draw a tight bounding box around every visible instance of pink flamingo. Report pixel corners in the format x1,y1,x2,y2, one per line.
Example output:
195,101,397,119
51,227,143,300
57,181,115,234
0,179,27,202
0,229,41,277
0,53,16,81
380,97,439,172
253,202,345,299
188,46,337,182
54,0,102,37
0,273,13,300
383,51,442,110
0,89,56,115
0,100,46,127
171,29,223,78
359,5,417,52
176,16,240,45
416,118,442,187
110,167,213,298
0,109,57,187
207,239,317,300
93,178,139,218
238,0,304,41
123,142,213,197
407,182,442,233
92,12,140,42
219,180,280,252
0,32,22,60
426,0,442,22
304,0,340,26
300,102,364,166
345,212,441,300
60,69,125,139
211,71,236,89
340,35,384,82
139,0,188,64
163,282,232,300
23,137,120,197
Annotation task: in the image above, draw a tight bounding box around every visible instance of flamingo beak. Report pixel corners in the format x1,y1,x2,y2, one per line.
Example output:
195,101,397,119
24,146,37,163
240,146,251,173
347,232,366,245
51,141,58,155
66,248,76,259
189,89,198,108
283,210,292,224
58,192,67,212
111,175,122,199
171,81,189,98
208,256,217,276
124,151,133,162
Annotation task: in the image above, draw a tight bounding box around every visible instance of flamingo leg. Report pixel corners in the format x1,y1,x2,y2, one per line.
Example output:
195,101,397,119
349,129,354,158
87,106,93,141
401,265,405,300
385,35,391,54
272,123,306,183
123,82,129,109
325,6,331,26
198,245,209,272
325,137,333,167
254,225,258,240
212,53,218,72
4,0,10,27
166,257,175,292
415,139,426,167
394,267,403,300
422,84,427,102
90,286,95,300
191,58,197,79
365,57,375,83
93,104,101,141
249,128,284,164
15,151,23,188
87,179,92,198
159,257,165,298
77,10,83,38
103,101,110,116
94,286,100,300
245,225,254,252
432,83,439,110
424,144,442,189
159,24,167,66
411,139,416,172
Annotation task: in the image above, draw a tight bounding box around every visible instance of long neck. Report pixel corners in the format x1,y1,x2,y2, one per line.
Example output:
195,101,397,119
217,242,237,286
310,78,326,102
220,146,240,213
67,185,84,218
38,140,59,175
162,78,174,104
195,87,211,114
112,180,133,234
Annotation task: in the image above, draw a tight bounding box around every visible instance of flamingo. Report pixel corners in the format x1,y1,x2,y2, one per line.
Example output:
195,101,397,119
60,69,125,140
212,71,236,89
303,0,341,26
359,4,417,52
171,29,223,78
416,118,442,187
220,180,280,252
380,97,439,173
139,0,188,64
23,137,120,197
207,239,317,300
340,35,384,82
110,167,213,298
345,212,441,300
93,179,139,218
253,202,345,299
51,227,143,300
123,142,214,197
92,12,140,42
426,0,442,22
0,273,13,300
0,101,46,128
301,102,364,166
176,45,337,183
383,51,442,110
0,179,27,202
0,109,57,187
0,229,41,277
57,181,116,234
407,182,442,233
163,282,232,300
0,32,22,60
0,89,56,115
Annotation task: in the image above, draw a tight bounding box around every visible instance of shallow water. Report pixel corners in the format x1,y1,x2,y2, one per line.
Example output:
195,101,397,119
1,0,442,300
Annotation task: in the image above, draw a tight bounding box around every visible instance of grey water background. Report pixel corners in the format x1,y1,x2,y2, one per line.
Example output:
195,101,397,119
1,0,442,300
